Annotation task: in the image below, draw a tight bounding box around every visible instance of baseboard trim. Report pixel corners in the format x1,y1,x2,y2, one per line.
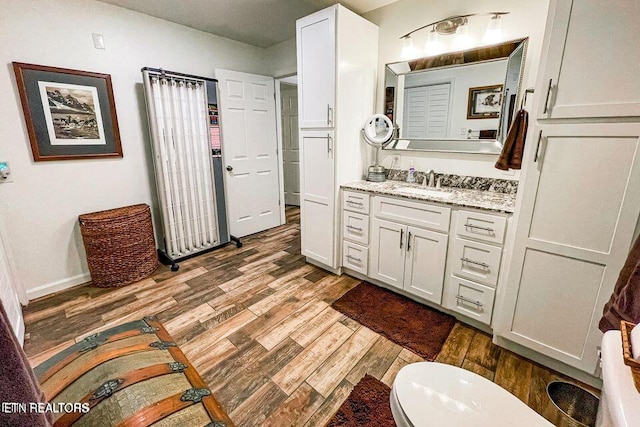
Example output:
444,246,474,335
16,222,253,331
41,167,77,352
26,273,91,301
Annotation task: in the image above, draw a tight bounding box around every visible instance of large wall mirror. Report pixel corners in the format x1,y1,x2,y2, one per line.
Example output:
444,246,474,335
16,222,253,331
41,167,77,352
384,38,528,154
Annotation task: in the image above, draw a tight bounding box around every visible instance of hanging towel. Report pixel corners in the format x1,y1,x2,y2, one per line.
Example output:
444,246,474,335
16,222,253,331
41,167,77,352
0,301,52,426
495,109,529,170
599,234,640,332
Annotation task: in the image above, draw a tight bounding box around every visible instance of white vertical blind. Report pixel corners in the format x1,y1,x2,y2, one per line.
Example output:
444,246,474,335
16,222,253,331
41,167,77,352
404,83,451,139
144,72,219,258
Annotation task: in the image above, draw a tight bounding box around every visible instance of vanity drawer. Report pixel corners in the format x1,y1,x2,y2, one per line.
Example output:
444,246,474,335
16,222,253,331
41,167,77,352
342,241,368,275
343,191,370,214
456,210,507,245
373,196,450,233
444,276,495,325
343,210,369,245
451,237,502,288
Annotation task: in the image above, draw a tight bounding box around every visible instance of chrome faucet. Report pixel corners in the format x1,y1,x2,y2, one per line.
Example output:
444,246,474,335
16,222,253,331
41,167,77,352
424,169,435,187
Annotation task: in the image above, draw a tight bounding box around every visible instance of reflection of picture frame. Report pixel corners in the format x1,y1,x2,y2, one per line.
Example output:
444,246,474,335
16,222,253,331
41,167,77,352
467,84,503,119
13,62,122,161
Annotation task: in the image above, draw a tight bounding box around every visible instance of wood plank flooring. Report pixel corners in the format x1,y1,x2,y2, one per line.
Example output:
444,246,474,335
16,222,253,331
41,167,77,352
23,207,596,426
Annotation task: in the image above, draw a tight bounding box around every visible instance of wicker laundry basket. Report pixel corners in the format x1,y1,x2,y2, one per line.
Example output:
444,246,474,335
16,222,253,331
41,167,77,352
79,204,158,288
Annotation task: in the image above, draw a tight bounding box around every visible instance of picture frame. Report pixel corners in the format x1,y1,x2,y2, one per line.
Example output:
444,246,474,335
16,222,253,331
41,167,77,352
467,84,504,119
12,62,122,161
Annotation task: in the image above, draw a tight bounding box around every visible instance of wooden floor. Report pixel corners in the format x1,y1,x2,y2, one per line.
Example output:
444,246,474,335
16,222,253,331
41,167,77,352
23,207,595,426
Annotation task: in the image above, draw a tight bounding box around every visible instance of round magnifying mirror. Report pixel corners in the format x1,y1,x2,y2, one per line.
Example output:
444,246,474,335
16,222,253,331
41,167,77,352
362,114,394,146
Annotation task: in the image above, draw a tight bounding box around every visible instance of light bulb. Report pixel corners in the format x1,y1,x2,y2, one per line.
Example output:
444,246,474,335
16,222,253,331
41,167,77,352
482,14,503,45
424,28,444,56
451,23,474,51
401,36,419,59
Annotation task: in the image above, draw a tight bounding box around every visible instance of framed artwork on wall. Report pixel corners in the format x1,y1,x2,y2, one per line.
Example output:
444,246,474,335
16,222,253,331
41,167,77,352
12,62,122,161
467,84,503,119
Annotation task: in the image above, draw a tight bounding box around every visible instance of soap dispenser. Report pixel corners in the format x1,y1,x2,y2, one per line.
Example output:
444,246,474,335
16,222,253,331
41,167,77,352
406,160,416,183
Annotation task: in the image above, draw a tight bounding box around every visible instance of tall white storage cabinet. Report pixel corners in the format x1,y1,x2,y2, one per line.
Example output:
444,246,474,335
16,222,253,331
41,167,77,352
297,5,378,270
494,0,640,377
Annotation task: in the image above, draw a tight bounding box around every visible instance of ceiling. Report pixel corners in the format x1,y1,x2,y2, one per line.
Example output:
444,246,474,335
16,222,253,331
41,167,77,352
96,0,398,48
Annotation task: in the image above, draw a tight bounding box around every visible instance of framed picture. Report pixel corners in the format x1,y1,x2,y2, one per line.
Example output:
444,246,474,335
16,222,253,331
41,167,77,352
12,62,122,161
467,84,504,119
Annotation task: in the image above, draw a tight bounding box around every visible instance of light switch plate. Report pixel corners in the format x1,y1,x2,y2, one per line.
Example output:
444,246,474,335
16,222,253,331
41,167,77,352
92,33,105,50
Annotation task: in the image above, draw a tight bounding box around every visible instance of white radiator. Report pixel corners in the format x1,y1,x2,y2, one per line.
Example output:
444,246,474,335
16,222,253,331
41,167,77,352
142,70,221,260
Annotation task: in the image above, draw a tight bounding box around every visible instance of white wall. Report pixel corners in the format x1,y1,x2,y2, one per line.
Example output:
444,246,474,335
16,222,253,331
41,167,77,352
264,38,298,77
0,0,269,299
364,0,550,179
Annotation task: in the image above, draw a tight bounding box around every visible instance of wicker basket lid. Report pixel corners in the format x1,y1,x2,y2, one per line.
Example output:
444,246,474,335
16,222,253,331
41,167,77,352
79,204,150,223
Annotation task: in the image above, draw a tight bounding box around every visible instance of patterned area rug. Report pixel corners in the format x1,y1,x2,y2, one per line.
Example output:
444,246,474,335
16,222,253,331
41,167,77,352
332,282,456,360
325,375,395,427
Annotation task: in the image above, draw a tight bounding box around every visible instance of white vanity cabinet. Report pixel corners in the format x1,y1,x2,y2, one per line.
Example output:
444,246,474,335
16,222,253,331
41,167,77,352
369,196,450,304
443,210,509,325
341,188,512,326
297,5,378,271
341,190,370,275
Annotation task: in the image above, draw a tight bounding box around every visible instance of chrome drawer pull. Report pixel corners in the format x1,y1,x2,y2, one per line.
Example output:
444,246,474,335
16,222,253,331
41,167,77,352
346,225,363,232
464,223,495,233
461,257,490,269
346,255,362,263
346,200,363,206
456,295,483,308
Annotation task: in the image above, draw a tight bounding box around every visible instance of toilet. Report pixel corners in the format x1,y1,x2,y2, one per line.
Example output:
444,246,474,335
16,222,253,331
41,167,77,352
391,331,640,426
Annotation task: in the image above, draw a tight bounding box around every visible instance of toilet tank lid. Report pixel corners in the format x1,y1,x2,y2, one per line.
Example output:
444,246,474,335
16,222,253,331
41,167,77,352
393,362,551,427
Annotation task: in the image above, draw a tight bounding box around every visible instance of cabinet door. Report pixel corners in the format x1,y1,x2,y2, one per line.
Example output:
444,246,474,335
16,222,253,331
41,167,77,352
403,226,448,304
537,0,640,119
300,131,335,267
296,7,336,128
369,219,406,289
495,123,640,373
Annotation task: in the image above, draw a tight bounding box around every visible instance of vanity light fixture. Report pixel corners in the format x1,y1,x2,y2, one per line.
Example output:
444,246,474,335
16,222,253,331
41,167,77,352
482,14,504,45
401,35,420,59
400,12,509,56
451,22,474,50
424,27,445,55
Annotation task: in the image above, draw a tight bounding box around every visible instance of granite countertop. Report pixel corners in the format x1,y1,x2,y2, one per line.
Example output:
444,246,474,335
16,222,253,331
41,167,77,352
341,180,516,214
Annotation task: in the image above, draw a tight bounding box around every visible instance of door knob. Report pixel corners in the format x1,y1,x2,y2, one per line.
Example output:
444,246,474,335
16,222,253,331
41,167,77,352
226,165,233,171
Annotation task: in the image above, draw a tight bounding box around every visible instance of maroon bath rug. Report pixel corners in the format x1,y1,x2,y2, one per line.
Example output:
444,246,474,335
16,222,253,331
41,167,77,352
332,281,456,360
325,374,395,427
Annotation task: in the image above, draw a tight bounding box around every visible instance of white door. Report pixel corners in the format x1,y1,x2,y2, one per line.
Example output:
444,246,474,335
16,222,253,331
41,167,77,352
300,130,335,266
496,123,640,372
537,0,640,119
296,7,336,128
281,85,300,206
403,226,448,304
370,219,406,289
0,232,24,344
216,69,282,238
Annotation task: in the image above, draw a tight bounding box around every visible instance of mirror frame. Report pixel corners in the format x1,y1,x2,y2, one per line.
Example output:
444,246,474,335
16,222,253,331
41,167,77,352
384,37,528,155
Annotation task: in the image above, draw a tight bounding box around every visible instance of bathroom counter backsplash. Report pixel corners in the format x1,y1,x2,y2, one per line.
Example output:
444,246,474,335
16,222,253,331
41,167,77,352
386,169,518,194
342,177,517,213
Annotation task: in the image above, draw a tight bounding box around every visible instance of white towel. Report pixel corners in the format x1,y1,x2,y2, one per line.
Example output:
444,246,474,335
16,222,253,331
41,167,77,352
632,323,640,360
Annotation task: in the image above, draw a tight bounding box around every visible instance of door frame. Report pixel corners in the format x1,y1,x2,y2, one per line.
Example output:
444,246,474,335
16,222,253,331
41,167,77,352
275,74,298,219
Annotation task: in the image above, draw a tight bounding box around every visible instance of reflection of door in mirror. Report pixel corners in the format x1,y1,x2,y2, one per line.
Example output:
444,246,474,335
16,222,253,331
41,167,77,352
403,82,451,139
400,60,507,141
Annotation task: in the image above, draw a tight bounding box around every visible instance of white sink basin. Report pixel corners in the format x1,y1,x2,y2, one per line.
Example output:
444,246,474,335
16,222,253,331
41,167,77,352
396,187,453,199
